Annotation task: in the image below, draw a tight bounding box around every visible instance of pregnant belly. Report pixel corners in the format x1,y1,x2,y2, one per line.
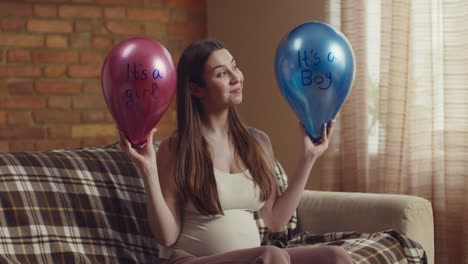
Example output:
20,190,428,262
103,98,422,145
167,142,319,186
174,209,261,257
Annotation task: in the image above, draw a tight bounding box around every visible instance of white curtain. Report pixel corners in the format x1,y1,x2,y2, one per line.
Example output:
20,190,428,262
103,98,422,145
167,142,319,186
319,0,468,262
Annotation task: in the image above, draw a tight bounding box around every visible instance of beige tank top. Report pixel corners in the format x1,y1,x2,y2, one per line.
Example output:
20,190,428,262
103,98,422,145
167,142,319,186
159,168,265,258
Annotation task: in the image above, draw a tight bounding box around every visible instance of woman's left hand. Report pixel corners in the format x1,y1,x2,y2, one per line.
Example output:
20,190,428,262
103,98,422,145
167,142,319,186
300,119,336,161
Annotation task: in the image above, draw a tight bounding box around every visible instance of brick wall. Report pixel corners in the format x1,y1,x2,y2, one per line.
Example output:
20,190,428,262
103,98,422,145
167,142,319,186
0,0,206,152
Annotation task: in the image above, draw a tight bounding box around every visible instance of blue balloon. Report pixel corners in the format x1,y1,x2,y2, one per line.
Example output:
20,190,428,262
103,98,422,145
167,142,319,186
274,21,355,143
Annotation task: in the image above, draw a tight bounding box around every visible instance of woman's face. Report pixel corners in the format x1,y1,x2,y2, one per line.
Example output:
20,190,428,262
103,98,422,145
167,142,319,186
197,48,244,110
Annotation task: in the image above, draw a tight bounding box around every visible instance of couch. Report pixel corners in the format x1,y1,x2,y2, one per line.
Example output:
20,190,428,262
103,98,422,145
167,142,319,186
0,143,434,263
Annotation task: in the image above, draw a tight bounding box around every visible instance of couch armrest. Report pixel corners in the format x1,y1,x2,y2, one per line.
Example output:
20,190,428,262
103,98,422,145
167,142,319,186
297,190,434,264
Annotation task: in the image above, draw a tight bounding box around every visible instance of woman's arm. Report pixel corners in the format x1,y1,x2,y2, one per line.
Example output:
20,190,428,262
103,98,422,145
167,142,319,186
120,129,182,247
258,121,335,232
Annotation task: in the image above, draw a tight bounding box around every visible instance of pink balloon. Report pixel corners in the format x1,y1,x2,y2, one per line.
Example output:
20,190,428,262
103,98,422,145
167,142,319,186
101,37,176,147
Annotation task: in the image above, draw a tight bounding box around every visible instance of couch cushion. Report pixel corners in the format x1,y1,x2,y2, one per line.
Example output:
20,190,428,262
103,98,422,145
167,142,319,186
0,144,159,263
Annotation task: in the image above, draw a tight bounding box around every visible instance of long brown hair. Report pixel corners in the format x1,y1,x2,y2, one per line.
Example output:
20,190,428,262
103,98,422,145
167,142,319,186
174,39,275,216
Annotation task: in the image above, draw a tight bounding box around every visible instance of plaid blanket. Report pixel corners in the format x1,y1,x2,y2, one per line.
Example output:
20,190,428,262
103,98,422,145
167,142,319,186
0,144,159,263
0,143,426,263
254,161,427,264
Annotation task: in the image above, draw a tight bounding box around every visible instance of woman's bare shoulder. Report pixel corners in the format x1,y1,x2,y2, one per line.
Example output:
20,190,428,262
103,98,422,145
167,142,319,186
247,127,276,166
158,135,178,155
157,134,179,170
248,127,272,146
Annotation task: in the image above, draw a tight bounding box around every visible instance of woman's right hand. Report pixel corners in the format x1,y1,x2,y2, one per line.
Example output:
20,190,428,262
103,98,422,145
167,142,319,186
119,128,158,171
121,129,181,246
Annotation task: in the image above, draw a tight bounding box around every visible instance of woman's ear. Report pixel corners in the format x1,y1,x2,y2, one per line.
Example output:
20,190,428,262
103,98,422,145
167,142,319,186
190,83,205,99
